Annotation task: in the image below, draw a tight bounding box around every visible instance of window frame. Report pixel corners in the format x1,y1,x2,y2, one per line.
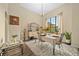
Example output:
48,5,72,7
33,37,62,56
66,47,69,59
47,16,58,33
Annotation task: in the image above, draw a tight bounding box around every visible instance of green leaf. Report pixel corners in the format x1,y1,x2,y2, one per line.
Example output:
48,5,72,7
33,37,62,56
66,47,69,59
64,32,71,40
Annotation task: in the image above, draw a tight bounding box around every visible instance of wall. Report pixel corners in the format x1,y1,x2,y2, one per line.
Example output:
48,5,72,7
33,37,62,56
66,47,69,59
72,4,79,48
7,3,42,43
0,4,7,43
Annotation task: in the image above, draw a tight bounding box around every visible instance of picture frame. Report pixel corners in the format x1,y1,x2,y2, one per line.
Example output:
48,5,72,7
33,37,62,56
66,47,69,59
9,15,19,25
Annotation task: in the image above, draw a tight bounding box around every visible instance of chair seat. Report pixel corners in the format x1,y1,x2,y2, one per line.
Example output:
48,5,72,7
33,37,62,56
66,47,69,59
53,38,62,45
56,42,62,45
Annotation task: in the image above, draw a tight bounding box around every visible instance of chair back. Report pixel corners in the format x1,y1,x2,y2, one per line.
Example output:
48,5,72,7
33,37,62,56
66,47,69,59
37,32,45,42
59,33,64,43
37,32,41,40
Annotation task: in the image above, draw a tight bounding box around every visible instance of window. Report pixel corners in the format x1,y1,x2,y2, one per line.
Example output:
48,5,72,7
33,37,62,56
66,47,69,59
47,16,60,33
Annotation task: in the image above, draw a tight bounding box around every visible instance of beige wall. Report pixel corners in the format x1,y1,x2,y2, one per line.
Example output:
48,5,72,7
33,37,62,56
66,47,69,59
7,3,42,43
72,4,79,48
0,4,7,43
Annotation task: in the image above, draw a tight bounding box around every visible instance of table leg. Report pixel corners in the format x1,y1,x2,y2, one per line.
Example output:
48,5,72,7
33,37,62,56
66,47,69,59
53,40,55,55
20,44,23,55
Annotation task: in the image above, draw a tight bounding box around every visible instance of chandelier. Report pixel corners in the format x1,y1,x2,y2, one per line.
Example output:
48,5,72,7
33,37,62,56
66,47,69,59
41,4,46,28
41,3,45,16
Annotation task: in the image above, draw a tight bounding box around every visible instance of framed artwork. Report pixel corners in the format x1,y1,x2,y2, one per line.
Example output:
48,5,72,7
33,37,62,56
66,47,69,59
9,15,19,25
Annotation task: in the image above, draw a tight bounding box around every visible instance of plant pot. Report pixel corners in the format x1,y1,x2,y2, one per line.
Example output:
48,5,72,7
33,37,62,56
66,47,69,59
66,40,71,43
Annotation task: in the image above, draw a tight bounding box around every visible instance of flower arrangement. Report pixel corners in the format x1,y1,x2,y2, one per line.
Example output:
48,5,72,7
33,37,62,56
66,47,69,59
11,35,18,44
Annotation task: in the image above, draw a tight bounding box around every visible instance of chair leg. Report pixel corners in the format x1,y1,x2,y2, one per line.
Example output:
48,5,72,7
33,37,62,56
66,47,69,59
58,44,65,56
37,39,40,46
35,39,36,43
38,40,43,50
60,44,65,55
58,45,61,55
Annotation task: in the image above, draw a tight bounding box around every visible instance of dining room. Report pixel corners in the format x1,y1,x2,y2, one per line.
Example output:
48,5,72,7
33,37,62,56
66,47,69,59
0,3,79,56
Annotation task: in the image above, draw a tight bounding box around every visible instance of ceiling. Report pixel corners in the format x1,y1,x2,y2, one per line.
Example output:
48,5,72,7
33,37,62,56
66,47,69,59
20,3,64,15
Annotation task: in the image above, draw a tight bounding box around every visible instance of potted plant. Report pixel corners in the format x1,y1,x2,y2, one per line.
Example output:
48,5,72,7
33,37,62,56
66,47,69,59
64,32,71,45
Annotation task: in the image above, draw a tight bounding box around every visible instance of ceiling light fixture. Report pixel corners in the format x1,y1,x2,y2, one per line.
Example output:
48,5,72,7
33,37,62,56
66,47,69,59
41,3,46,28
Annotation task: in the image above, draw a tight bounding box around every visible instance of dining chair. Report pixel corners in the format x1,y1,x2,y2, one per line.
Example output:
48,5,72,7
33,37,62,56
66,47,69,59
39,33,45,42
54,33,64,55
37,32,46,50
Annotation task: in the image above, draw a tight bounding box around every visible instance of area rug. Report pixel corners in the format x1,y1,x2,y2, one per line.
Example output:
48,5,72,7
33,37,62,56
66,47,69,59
25,40,77,56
